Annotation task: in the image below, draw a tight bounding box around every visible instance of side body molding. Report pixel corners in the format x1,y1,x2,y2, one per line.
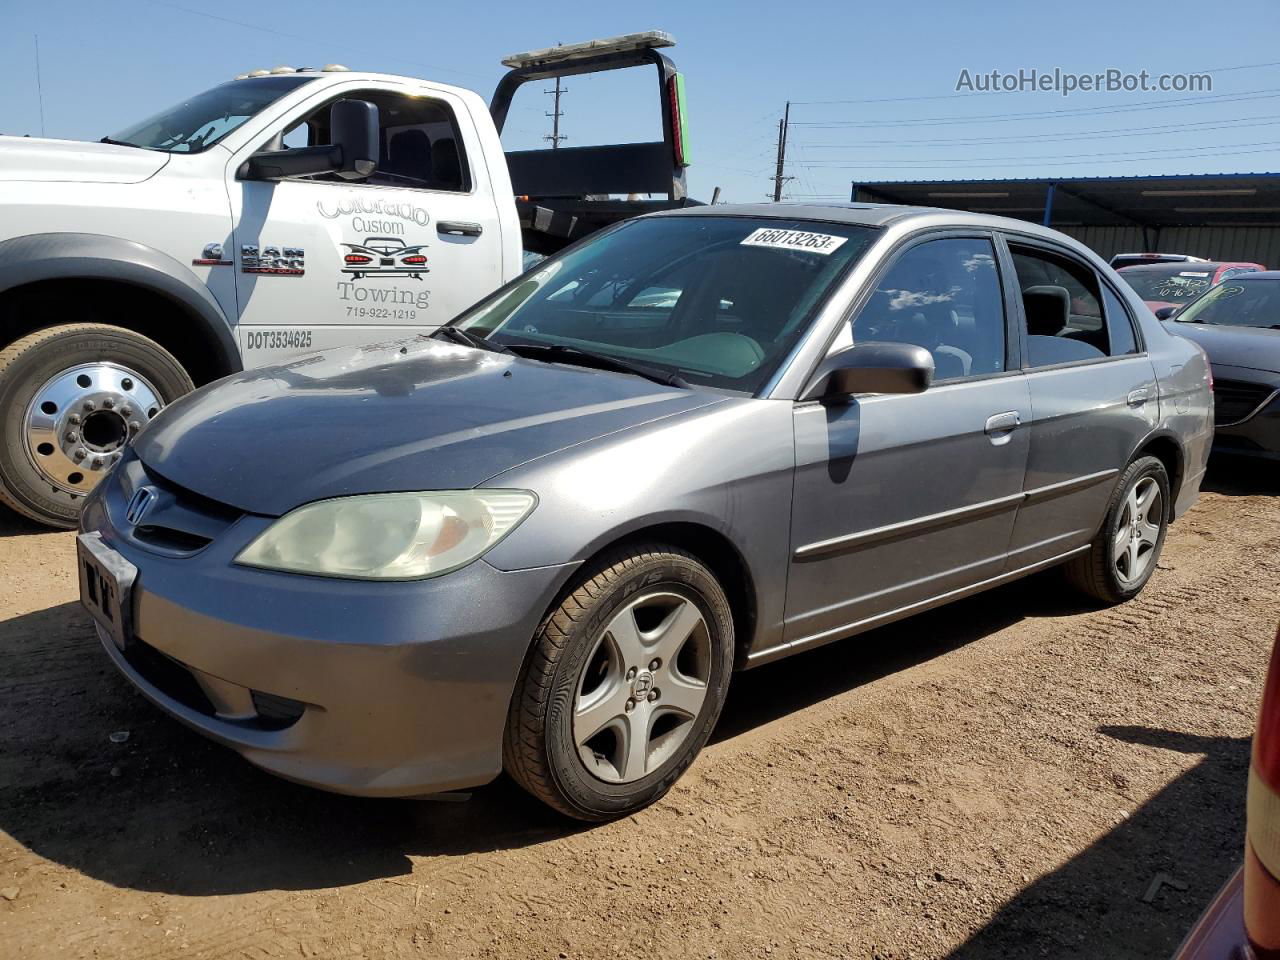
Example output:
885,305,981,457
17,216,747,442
0,232,242,376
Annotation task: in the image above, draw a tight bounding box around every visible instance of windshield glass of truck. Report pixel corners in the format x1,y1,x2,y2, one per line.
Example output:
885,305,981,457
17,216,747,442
1175,280,1280,328
109,76,315,153
455,217,877,394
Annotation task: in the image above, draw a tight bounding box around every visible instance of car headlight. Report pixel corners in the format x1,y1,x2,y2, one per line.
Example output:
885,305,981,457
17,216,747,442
234,490,536,580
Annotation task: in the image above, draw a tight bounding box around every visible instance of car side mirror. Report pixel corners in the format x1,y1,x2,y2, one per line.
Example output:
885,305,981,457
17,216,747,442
800,342,935,402
1154,306,1178,321
239,99,379,181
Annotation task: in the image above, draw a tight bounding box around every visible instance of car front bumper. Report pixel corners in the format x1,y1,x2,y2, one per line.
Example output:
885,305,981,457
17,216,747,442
81,467,577,798
1212,365,1280,462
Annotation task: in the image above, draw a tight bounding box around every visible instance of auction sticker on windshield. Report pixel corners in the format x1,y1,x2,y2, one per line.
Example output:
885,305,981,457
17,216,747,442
741,228,849,255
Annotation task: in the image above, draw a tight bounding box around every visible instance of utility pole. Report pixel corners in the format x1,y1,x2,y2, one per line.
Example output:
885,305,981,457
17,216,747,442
771,101,792,202
544,74,567,149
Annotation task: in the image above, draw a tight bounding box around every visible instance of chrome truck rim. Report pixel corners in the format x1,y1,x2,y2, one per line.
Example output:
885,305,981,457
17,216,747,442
573,590,713,784
1114,476,1162,584
23,362,163,496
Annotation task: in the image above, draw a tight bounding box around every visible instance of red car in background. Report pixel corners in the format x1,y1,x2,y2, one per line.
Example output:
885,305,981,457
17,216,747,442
1172,625,1280,960
1118,261,1267,315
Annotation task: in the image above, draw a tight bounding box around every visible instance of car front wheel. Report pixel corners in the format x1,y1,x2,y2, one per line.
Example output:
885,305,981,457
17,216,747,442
504,544,735,821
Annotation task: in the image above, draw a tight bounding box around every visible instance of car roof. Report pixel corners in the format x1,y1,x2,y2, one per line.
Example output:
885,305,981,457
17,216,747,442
652,201,1081,236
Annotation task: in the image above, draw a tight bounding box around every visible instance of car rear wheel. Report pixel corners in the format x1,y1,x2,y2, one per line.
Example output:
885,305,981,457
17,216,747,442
504,544,734,821
1065,455,1170,604
0,324,194,528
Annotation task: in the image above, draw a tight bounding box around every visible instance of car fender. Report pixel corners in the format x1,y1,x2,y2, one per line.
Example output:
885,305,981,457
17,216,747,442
0,232,242,375
480,397,796,655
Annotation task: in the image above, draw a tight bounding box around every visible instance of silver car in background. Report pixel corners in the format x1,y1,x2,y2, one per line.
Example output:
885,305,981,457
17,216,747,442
78,204,1213,820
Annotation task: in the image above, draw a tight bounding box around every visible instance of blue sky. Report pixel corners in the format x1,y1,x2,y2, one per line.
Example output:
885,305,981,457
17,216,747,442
3,0,1280,203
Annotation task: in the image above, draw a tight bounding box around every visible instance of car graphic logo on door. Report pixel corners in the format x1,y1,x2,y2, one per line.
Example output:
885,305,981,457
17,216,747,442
125,486,158,526
341,237,429,280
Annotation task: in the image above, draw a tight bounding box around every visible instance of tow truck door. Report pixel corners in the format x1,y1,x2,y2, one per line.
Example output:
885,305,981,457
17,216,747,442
227,82,504,368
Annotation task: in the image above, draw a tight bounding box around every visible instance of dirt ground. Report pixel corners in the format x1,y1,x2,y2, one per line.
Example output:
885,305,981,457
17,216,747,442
1,461,1277,960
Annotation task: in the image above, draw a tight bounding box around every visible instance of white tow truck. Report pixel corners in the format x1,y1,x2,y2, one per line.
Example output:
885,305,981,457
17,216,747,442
0,32,694,527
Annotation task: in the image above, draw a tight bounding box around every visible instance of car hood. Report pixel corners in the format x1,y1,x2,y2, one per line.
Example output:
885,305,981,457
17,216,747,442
0,136,169,183
133,338,724,516
1165,321,1280,374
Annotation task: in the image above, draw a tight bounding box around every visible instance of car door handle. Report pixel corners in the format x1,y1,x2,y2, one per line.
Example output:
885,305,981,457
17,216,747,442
437,221,483,237
984,411,1021,435
1127,389,1151,406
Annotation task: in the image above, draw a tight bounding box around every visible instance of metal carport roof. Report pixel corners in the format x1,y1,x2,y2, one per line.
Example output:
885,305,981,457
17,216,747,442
851,172,1280,229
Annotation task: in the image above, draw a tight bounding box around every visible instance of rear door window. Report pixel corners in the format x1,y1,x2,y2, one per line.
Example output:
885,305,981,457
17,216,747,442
1101,284,1140,356
1009,245,1112,367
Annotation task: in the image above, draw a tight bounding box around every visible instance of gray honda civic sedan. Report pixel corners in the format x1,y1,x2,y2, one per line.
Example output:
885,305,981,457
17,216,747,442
78,204,1213,820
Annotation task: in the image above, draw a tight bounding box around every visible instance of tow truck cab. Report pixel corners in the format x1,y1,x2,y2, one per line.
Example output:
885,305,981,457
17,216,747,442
0,32,694,528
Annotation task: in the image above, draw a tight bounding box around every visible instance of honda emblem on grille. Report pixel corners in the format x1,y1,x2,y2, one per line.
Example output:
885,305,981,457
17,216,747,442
125,486,158,525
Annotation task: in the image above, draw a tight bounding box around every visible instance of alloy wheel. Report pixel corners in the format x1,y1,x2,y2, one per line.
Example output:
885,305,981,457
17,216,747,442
573,591,713,784
1113,476,1162,584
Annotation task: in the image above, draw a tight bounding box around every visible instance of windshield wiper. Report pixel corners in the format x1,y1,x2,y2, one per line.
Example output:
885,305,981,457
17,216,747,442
430,325,512,354
99,136,139,148
506,343,688,388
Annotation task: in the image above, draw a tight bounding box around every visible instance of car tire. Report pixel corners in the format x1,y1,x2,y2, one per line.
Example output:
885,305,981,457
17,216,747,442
503,544,735,821
1065,455,1171,605
0,324,194,528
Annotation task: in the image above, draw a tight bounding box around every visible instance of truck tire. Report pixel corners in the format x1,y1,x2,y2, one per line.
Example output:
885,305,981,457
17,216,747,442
0,324,194,528
504,544,734,821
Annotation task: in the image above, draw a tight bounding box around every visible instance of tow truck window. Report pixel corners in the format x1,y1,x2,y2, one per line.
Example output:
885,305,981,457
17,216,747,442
280,92,471,193
109,76,314,154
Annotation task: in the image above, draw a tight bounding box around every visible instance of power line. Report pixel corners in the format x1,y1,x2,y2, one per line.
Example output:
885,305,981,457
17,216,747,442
788,59,1280,106
797,143,1280,170
790,88,1280,128
798,114,1280,149
799,138,1280,167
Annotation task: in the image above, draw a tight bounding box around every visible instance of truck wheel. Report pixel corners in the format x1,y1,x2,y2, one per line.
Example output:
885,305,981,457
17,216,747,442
504,544,734,821
0,324,194,528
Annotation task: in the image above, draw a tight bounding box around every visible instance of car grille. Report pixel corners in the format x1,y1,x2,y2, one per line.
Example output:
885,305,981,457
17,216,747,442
1214,378,1277,426
120,458,243,555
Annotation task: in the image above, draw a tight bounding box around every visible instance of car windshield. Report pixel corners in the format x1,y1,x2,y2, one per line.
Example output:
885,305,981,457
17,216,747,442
108,76,315,153
1175,279,1280,328
454,216,877,393
1119,265,1216,302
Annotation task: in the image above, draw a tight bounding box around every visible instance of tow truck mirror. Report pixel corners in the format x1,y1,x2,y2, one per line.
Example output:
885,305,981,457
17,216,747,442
800,342,934,402
329,99,379,180
239,99,379,182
